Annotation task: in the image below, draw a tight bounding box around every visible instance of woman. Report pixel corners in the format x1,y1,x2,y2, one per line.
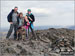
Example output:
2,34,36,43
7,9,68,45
17,12,25,40
17,12,24,29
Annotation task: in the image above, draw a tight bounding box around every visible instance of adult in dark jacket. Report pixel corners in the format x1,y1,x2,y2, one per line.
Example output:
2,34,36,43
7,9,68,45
6,7,19,40
26,9,37,40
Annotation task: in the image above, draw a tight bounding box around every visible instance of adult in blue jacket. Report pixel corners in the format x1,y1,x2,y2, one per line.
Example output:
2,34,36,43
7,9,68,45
6,7,19,40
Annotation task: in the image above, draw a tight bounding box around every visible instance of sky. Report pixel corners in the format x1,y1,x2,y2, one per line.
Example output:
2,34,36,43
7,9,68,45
1,1,74,28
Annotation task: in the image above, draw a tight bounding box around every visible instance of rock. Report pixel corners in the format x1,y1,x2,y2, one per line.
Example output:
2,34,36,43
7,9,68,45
20,48,27,55
44,53,49,56
5,47,16,54
49,53,59,56
16,44,22,49
20,48,32,55
0,28,75,56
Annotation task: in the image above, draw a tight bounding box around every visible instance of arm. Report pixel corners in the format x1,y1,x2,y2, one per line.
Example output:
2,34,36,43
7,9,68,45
7,9,14,24
30,14,35,22
7,11,13,24
17,16,19,25
7,12,12,22
25,16,29,23
29,17,33,21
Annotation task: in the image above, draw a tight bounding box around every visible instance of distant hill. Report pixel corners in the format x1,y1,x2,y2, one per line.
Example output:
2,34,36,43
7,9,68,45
67,26,75,30
1,25,75,32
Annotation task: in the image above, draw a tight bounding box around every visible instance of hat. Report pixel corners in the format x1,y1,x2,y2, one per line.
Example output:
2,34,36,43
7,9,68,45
27,9,31,12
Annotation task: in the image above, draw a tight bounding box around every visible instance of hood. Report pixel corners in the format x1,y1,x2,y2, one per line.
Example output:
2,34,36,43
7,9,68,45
11,9,14,12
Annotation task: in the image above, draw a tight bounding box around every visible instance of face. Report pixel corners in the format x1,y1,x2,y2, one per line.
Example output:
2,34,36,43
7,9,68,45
14,8,18,12
28,11,31,14
20,14,23,18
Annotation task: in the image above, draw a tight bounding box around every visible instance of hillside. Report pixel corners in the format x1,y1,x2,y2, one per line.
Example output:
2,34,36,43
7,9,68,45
0,28,75,56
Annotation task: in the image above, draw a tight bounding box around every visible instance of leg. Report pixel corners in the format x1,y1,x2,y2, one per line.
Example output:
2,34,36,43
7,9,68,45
6,24,13,39
28,27,29,34
16,31,19,40
16,29,21,40
29,25,37,40
26,29,29,39
13,24,18,39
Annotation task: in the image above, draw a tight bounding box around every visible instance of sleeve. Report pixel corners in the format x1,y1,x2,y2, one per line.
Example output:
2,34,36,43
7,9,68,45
31,14,35,22
17,17,19,25
7,12,12,22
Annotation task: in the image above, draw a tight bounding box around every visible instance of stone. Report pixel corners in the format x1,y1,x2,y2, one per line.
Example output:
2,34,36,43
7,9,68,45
5,47,16,54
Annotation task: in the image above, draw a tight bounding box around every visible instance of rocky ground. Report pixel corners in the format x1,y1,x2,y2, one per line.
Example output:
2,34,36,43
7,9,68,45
0,28,75,56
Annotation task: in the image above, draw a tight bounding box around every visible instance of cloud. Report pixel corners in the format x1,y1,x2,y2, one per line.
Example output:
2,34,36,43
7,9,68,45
31,7,49,14
28,7,56,17
1,1,74,28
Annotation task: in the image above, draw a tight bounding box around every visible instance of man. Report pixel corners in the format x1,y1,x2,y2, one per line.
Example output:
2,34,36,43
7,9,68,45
26,9,37,40
6,7,19,40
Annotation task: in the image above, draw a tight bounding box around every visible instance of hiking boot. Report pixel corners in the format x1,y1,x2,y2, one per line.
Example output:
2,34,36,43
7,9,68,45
6,37,9,40
14,37,17,40
26,37,29,41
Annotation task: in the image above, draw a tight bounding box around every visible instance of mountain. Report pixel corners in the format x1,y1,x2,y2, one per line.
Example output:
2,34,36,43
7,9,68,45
67,26,75,30
0,28,75,56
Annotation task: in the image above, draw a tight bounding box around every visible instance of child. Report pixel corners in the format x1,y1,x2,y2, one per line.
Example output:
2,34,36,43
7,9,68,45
24,16,30,39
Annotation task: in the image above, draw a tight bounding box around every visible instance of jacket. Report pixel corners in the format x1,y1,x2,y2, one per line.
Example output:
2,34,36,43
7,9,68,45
17,17,25,26
7,9,18,22
26,13,35,23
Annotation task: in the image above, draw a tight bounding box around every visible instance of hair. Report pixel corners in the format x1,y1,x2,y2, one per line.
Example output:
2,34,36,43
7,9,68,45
19,12,23,18
14,6,18,8
19,12,23,15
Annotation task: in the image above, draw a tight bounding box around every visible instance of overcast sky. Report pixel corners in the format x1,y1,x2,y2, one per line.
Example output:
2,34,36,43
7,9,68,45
1,1,74,28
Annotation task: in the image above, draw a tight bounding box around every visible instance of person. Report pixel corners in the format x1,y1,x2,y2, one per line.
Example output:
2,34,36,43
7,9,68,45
17,12,25,40
17,12,24,29
24,15,30,39
17,12,30,40
26,9,37,40
6,7,19,40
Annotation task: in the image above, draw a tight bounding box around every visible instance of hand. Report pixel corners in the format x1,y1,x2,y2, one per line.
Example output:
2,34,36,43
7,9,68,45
25,16,29,22
30,19,33,21
17,14,19,16
22,26,25,28
9,22,13,24
27,22,30,25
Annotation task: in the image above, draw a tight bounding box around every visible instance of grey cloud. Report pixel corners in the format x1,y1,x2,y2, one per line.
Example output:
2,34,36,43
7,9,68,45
1,1,74,28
